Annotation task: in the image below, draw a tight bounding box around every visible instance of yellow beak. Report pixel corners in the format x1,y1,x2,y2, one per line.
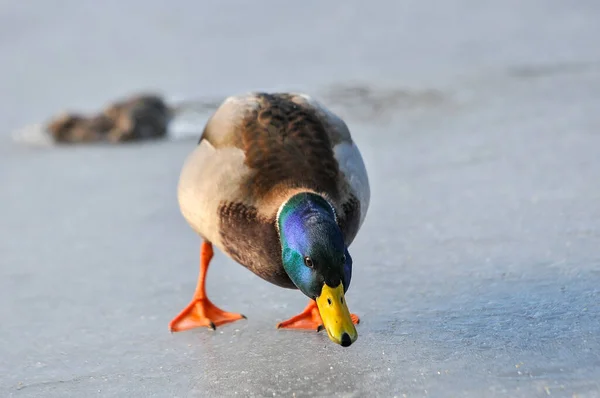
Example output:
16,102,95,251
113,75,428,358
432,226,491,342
315,283,357,347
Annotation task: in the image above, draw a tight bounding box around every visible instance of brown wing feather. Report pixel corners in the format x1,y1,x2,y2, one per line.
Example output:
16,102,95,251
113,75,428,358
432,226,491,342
337,193,361,246
237,93,342,201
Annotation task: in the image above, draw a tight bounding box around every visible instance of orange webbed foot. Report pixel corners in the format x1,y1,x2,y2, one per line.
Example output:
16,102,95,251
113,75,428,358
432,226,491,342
276,301,323,331
276,301,361,332
169,298,246,332
170,241,246,333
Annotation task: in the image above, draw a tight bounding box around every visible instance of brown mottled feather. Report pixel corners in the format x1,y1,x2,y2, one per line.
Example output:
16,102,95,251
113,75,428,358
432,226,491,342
337,194,361,245
217,201,295,288
241,94,342,201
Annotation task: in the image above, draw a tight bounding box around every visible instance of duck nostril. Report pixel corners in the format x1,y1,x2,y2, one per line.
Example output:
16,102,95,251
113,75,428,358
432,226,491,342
327,298,332,305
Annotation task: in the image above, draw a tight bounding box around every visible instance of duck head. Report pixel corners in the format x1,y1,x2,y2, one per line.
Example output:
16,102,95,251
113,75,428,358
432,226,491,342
277,192,357,347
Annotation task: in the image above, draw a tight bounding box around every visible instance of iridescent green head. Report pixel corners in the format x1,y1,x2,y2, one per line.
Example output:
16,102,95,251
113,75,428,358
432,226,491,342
277,192,356,347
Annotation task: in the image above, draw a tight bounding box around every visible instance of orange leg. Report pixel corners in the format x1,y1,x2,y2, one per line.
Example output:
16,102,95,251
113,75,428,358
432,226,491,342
169,241,246,332
276,300,360,332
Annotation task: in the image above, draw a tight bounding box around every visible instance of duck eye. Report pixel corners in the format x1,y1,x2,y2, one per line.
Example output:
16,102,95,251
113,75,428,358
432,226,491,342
304,256,314,268
342,254,346,263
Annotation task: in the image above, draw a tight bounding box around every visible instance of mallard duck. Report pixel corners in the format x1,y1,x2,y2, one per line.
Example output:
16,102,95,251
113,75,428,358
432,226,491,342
170,92,370,347
45,94,170,144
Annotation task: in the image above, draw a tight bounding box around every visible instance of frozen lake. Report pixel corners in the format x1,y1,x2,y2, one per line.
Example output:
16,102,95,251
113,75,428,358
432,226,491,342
1,1,600,396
